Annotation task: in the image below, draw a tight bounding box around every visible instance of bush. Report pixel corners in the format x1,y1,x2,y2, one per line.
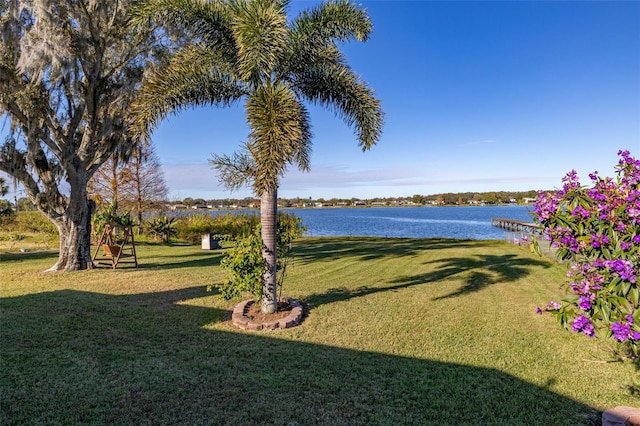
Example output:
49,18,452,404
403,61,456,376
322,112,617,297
0,199,14,224
216,226,265,300
213,212,307,301
173,213,262,243
92,202,136,243
534,150,639,359
3,211,57,234
146,216,177,242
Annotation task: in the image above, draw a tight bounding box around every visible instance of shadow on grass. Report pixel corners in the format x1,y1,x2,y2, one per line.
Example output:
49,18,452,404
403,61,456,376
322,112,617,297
0,244,224,271
303,247,550,309
1,287,600,425
422,253,551,300
0,250,58,262
293,237,480,263
135,251,225,270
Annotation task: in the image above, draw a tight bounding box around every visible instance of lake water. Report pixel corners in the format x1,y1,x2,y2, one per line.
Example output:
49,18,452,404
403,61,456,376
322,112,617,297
177,205,536,240
281,205,535,240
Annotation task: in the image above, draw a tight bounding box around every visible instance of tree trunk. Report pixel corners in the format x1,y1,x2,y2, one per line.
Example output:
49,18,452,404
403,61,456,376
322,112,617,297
260,187,278,314
110,159,119,210
44,180,95,272
135,164,143,234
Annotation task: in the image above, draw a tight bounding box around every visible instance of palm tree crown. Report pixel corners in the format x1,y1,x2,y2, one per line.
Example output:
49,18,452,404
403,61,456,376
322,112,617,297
132,0,384,313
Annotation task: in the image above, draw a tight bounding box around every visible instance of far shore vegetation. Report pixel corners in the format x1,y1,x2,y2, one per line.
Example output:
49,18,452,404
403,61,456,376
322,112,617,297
129,189,543,210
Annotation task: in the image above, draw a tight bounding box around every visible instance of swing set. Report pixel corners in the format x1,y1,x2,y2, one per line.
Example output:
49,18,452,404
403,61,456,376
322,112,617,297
92,223,138,269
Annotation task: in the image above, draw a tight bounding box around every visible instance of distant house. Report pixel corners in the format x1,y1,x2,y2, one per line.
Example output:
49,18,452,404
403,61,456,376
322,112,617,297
522,197,537,204
248,200,260,208
353,200,366,206
171,204,187,210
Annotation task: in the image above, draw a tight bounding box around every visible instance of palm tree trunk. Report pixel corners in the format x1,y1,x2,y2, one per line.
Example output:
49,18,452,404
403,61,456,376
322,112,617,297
260,186,278,314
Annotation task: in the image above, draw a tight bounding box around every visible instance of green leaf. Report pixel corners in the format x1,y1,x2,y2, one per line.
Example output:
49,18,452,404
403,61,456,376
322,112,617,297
620,281,631,297
598,301,611,323
629,287,640,307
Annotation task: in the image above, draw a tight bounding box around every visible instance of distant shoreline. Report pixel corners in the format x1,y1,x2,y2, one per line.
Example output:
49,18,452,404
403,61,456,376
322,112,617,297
168,202,536,212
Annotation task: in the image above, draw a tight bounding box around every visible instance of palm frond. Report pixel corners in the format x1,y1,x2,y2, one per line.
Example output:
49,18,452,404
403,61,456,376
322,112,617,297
291,0,372,44
131,0,228,38
209,149,256,191
229,0,288,84
294,63,383,151
131,44,245,141
246,82,311,192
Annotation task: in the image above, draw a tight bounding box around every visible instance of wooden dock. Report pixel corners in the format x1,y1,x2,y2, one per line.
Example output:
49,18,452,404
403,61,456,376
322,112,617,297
491,218,541,234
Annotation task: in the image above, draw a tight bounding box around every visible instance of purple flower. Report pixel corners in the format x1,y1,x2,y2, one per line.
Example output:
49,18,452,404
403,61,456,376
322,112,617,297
621,241,632,251
546,301,562,311
633,235,640,244
578,295,592,311
572,315,595,337
570,280,588,294
611,322,631,342
582,322,595,337
590,234,609,249
536,307,543,315
605,259,636,283
571,206,590,219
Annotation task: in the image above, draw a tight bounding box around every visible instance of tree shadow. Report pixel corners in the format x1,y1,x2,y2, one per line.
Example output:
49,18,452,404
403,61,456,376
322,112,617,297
422,253,551,300
0,245,224,271
293,237,481,263
303,252,551,310
0,287,602,425
136,251,224,270
0,250,58,262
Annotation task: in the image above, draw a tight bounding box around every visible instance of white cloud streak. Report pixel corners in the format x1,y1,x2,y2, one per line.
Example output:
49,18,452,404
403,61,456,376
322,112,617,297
161,161,560,200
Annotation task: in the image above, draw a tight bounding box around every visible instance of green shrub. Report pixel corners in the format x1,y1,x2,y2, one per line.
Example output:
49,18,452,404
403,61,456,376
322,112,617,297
173,213,260,243
173,213,222,243
92,202,135,238
213,212,307,301
0,200,14,223
146,216,177,242
216,226,265,300
4,211,57,234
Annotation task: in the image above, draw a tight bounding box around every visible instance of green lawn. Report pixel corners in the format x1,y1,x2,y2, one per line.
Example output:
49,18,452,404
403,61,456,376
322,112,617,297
1,237,637,425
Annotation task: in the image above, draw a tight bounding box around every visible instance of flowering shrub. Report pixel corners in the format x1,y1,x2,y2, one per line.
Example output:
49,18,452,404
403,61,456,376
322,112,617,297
533,150,640,358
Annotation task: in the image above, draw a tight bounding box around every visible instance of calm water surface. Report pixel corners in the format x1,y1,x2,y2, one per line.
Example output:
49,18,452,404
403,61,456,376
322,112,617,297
281,205,534,240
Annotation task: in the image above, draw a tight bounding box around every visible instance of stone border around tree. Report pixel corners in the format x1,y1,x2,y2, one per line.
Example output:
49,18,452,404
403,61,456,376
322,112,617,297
602,406,640,426
231,297,303,331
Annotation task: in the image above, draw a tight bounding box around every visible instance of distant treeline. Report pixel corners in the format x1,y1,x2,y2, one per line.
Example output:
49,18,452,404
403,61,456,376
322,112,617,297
8,190,545,213
173,190,543,209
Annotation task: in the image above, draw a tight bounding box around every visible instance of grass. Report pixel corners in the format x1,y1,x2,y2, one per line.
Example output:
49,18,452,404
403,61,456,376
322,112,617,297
1,237,638,425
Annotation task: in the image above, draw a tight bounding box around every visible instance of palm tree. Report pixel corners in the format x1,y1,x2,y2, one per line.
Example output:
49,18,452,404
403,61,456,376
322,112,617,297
131,0,384,313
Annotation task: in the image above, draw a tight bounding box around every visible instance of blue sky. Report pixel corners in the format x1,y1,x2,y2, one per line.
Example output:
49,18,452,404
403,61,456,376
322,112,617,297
152,0,640,201
3,1,640,202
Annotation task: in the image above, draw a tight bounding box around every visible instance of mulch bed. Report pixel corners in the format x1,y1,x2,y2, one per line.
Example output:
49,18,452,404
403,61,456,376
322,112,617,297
244,299,293,322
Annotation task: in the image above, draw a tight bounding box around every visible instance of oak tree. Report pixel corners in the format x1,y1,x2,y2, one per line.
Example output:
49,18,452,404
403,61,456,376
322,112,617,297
0,0,160,271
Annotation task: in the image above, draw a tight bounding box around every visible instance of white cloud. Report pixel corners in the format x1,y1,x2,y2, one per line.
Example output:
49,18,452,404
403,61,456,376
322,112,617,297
161,161,560,200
